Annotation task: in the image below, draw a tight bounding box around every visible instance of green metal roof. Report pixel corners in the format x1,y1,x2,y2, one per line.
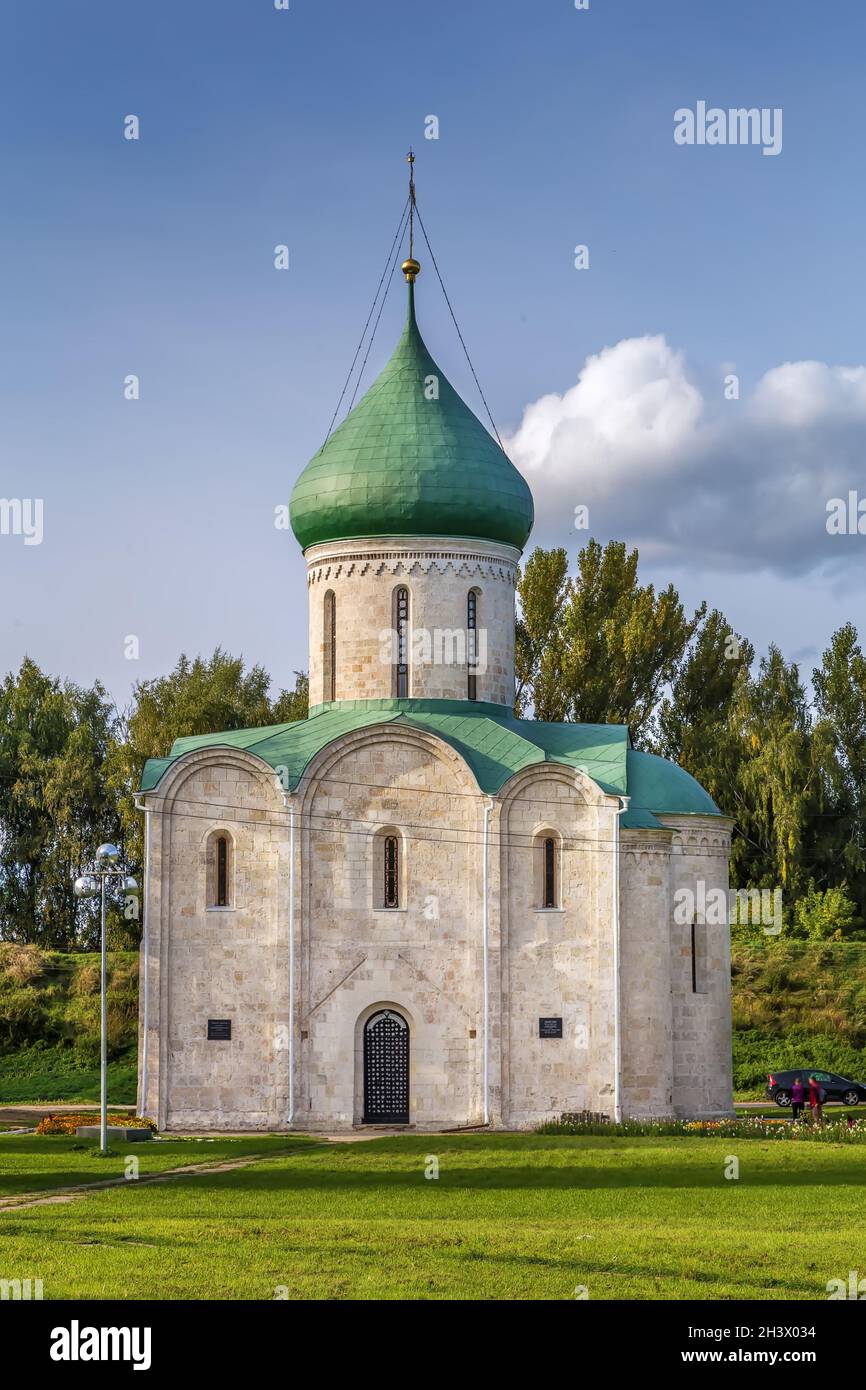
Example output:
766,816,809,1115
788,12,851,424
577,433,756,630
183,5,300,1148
289,283,534,552
625,748,721,820
140,700,722,827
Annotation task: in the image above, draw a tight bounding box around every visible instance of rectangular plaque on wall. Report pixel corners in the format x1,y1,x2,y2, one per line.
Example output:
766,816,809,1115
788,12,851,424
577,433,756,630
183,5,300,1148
539,1017,563,1038
207,1019,232,1041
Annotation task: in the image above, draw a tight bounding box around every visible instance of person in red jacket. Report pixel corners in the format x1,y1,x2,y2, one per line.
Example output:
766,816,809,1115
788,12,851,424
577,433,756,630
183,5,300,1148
808,1075,825,1125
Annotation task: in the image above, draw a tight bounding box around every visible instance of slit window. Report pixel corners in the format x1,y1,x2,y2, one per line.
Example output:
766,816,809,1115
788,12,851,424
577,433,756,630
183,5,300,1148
543,836,557,908
467,590,478,701
216,836,228,907
324,590,336,702
396,588,409,699
691,922,708,994
384,835,399,908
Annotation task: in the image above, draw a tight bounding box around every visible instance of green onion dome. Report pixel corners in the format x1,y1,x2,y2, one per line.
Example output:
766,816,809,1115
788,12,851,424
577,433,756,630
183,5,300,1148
290,280,534,552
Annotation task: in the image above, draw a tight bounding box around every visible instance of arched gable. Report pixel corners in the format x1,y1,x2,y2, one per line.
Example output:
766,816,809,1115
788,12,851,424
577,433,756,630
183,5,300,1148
295,721,482,814
147,745,285,816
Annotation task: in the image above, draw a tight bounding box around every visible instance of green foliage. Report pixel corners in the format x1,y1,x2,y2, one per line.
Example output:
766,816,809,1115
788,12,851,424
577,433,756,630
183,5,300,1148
0,943,44,986
654,608,753,810
731,941,866,1091
0,650,308,947
516,539,703,736
789,881,864,941
108,648,308,888
516,541,866,929
0,947,138,1067
729,646,817,896
812,622,866,905
0,1049,137,1104
514,546,569,716
0,946,140,1102
270,672,310,724
732,1029,866,1094
0,659,123,949
662,641,820,896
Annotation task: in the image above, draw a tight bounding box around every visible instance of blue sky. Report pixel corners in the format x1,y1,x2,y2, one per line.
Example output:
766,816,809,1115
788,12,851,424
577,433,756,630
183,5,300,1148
2,0,865,706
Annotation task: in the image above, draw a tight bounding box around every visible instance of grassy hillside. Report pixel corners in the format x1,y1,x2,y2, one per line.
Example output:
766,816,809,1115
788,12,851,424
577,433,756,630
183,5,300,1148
0,944,138,1104
2,941,866,1105
732,941,866,1095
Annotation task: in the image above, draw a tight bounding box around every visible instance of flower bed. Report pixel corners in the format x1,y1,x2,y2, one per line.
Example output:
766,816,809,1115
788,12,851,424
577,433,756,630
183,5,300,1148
536,1114,866,1142
36,1113,157,1136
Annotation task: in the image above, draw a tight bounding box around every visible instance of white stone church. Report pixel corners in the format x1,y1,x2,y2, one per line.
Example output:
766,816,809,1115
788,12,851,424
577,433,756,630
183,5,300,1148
137,254,733,1132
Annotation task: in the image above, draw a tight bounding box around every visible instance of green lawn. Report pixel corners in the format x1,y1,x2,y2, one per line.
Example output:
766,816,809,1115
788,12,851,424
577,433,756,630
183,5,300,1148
0,1132,861,1299
0,1134,306,1198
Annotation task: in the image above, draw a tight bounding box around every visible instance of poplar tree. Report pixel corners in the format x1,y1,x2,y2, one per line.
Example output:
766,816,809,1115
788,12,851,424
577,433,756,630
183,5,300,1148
516,539,703,739
812,623,866,903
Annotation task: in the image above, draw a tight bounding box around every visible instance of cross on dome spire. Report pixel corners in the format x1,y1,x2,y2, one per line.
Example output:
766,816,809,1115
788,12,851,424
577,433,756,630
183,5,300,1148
402,148,421,283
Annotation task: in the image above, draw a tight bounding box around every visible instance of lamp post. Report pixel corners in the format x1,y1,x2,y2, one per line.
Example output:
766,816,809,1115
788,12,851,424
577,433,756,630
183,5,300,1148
74,844,138,1155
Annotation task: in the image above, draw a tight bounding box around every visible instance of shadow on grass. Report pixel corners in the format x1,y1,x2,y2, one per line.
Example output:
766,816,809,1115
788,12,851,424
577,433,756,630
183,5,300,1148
0,1138,313,1198
99,1157,866,1196
5,1134,862,1205
228,1238,816,1299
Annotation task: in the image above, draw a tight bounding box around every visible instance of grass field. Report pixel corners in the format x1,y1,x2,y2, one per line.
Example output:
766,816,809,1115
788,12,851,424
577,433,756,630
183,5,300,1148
0,1134,305,1197
0,1132,860,1300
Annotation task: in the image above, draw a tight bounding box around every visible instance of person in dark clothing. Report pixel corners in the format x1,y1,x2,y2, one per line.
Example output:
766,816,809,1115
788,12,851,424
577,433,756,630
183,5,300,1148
808,1075,825,1125
790,1076,805,1122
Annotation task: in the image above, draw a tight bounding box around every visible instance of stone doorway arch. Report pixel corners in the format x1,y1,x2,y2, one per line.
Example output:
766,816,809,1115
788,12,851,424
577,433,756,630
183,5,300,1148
362,1008,410,1124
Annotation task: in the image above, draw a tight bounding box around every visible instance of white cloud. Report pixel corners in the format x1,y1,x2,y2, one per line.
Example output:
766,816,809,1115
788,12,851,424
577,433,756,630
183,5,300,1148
505,336,866,574
750,360,866,427
509,335,703,490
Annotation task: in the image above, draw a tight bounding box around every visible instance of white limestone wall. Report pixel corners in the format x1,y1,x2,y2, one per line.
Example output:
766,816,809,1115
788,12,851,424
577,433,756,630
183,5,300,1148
305,536,520,706
140,749,288,1131
138,740,735,1131
296,726,484,1129
661,815,735,1117
499,768,618,1126
620,830,675,1117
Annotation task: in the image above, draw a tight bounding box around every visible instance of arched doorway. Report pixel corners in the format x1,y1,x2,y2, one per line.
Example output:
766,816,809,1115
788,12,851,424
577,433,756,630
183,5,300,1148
363,1009,409,1124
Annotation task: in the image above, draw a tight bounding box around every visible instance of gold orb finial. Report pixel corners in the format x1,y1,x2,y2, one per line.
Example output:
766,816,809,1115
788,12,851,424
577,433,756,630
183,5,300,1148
402,256,421,283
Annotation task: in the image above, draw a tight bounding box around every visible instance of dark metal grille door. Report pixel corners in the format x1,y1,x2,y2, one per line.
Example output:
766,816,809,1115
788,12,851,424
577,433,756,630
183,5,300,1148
363,1010,409,1123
